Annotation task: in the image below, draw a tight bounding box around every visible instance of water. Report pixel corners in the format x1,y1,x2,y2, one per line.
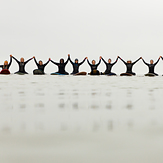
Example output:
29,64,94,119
0,75,163,163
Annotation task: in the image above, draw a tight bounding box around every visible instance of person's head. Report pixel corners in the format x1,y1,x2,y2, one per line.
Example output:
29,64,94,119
92,60,96,65
127,60,132,64
150,60,154,64
39,60,43,65
4,61,8,66
75,59,78,64
20,58,24,62
60,58,64,64
108,59,111,63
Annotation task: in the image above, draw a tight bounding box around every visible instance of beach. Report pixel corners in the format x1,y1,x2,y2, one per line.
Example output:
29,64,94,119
0,75,163,163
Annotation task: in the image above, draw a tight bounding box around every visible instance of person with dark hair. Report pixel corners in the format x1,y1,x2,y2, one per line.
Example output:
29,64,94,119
0,55,12,70
119,56,142,75
50,54,70,75
69,54,87,75
142,56,161,76
12,56,33,74
87,57,102,75
101,56,119,75
0,55,13,74
33,56,50,75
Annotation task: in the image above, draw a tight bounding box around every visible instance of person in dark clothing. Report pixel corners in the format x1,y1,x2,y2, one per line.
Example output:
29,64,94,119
101,56,119,75
0,55,12,70
118,56,142,75
69,54,87,74
33,56,50,74
142,56,161,76
12,56,33,74
50,55,70,75
87,57,102,75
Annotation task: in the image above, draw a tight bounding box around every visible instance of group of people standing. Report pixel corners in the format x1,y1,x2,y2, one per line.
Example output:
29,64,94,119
0,54,162,76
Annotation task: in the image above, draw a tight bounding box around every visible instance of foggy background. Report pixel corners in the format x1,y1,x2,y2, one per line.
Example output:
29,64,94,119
0,0,163,74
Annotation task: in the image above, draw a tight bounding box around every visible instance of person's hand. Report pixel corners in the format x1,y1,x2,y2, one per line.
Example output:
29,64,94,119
10,54,12,57
68,54,70,57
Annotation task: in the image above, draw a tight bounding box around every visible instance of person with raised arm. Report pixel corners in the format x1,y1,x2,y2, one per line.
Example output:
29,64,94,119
87,56,102,75
50,54,70,75
142,56,161,76
101,56,119,75
33,56,51,75
118,56,142,76
12,56,33,74
0,55,13,74
69,54,87,75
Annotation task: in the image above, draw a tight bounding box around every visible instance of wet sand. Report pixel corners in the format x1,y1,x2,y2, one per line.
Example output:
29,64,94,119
0,75,163,163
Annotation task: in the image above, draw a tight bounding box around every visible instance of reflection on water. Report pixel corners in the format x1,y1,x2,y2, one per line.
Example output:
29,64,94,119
1,75,163,134
72,103,78,109
0,76,163,162
126,104,133,109
106,104,112,109
59,103,65,109
2,126,11,134
91,105,99,109
107,121,113,131
35,103,45,108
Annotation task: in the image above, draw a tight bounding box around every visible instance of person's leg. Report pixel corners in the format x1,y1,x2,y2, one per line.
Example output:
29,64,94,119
101,72,105,75
96,70,100,75
64,72,69,75
154,73,158,76
104,71,109,75
109,72,116,76
14,71,19,74
92,70,100,75
127,71,135,75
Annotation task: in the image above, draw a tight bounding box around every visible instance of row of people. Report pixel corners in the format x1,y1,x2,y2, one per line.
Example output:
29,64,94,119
0,55,162,75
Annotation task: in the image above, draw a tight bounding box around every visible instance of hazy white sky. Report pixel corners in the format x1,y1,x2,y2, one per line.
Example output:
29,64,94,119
0,0,163,74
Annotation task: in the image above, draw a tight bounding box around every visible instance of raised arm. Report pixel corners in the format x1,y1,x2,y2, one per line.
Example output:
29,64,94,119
69,55,74,65
118,57,126,65
8,55,13,68
79,57,87,66
87,59,91,66
96,57,101,66
12,56,20,64
154,56,161,66
142,58,149,66
112,56,119,65
24,58,33,64
33,57,39,66
43,59,50,66
132,57,141,65
50,60,59,65
101,57,107,65
64,55,70,65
